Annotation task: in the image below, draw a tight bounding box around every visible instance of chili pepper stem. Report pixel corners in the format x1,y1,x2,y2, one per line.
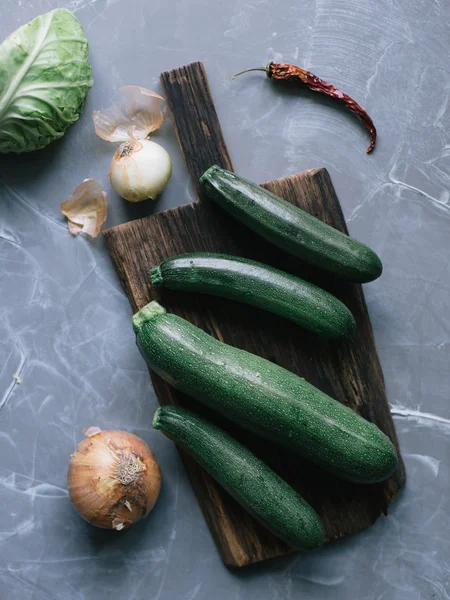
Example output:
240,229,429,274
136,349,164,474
231,66,269,79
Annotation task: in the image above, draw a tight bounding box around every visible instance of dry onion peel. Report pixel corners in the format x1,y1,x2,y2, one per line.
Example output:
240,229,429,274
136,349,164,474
68,427,161,530
92,86,166,143
83,426,102,437
61,179,107,238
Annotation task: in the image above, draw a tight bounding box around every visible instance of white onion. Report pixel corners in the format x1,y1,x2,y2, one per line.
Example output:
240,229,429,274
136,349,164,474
109,138,172,202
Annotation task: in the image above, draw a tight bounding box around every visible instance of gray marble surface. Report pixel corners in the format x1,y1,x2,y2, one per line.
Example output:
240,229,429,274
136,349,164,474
1,0,449,598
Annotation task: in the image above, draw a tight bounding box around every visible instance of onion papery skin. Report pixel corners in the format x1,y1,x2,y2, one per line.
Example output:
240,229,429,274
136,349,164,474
68,429,161,530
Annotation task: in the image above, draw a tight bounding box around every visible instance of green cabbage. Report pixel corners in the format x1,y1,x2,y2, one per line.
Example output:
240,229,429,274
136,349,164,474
0,9,93,153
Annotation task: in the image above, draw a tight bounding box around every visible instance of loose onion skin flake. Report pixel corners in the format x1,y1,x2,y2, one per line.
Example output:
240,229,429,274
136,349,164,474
68,428,161,530
61,179,107,237
92,86,166,143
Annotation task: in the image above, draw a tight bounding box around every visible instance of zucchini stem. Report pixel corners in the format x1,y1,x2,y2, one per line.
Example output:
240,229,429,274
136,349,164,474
152,407,162,429
132,301,166,333
150,266,163,287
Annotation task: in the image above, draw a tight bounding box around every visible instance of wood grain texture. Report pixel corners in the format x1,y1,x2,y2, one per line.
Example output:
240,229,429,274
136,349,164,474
160,62,233,188
103,62,405,567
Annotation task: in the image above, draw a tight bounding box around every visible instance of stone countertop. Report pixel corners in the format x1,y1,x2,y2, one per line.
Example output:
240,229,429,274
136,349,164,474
1,1,449,598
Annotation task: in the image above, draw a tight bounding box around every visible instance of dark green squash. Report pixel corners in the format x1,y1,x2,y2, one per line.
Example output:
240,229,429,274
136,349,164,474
153,405,325,550
151,252,356,339
200,166,382,283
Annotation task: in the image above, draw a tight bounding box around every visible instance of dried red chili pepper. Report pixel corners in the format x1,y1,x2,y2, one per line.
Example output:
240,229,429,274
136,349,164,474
232,62,376,153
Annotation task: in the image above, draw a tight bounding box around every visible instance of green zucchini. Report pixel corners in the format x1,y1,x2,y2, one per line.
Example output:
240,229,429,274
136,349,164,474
200,166,382,283
150,253,356,339
153,405,325,550
133,302,398,484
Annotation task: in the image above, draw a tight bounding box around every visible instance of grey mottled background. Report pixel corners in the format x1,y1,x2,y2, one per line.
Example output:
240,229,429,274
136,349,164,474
1,0,449,598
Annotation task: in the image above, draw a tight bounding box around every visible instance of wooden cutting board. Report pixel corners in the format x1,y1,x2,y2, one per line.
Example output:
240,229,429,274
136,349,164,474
104,62,405,567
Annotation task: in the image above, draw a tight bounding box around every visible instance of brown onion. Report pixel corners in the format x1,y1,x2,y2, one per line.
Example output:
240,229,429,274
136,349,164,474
68,427,161,530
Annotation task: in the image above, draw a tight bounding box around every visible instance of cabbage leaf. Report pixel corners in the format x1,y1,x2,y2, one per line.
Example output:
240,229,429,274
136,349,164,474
0,9,93,153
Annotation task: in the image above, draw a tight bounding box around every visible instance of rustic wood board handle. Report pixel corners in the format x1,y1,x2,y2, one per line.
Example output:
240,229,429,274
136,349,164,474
104,62,405,567
160,62,233,188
